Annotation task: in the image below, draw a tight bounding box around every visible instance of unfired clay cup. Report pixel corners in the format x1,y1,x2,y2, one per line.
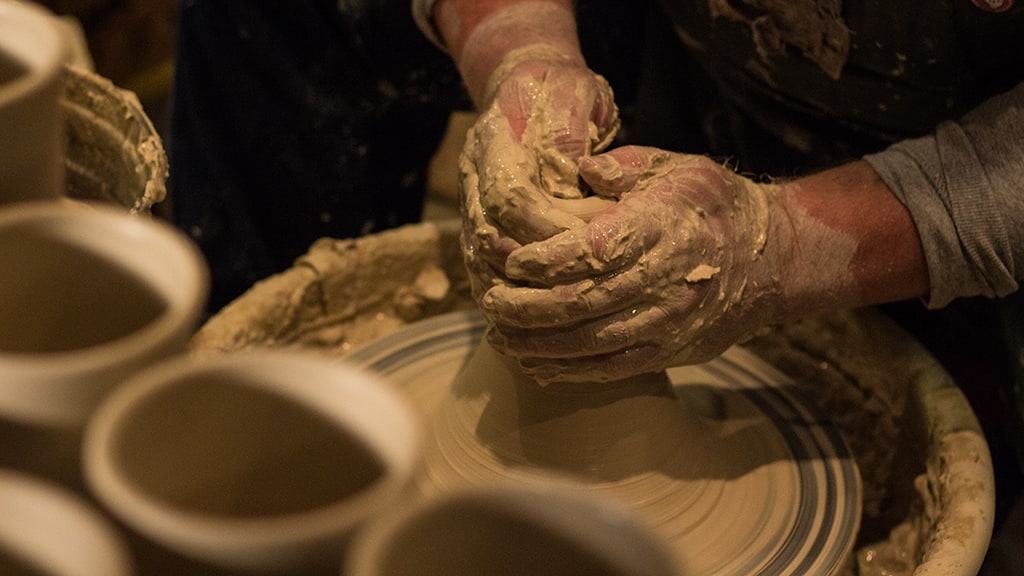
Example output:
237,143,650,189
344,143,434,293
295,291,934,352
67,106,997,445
82,351,422,575
0,468,133,576
0,202,208,427
0,0,66,205
346,483,681,576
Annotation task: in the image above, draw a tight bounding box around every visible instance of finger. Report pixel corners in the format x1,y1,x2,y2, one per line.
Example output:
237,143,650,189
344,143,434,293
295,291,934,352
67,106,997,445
481,271,648,328
529,65,605,160
515,344,667,385
578,146,668,197
504,199,651,285
542,72,593,161
479,177,584,244
494,72,541,141
459,150,523,274
488,304,676,359
460,215,521,274
588,73,620,152
548,195,617,222
470,112,586,243
502,68,613,201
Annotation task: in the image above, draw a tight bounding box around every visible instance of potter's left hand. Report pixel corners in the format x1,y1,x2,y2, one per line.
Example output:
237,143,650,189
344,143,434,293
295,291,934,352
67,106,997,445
480,146,784,383
459,45,619,301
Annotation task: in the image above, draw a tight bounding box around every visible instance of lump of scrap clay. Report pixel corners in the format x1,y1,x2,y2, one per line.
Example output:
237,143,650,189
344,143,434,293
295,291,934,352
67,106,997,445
190,220,473,357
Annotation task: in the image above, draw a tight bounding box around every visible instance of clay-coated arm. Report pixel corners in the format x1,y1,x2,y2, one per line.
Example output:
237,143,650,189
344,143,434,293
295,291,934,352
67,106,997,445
478,149,931,381
430,0,581,106
773,160,930,319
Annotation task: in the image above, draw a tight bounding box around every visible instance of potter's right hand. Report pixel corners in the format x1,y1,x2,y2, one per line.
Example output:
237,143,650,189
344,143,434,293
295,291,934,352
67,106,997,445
479,147,784,383
459,45,620,301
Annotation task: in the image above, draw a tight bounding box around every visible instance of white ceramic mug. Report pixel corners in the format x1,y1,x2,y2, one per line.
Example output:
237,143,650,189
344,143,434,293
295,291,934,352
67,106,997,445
346,484,681,576
0,0,66,205
0,469,133,576
0,202,208,426
83,351,422,575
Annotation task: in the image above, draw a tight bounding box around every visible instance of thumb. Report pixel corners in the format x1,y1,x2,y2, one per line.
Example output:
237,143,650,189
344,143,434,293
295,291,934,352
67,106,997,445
578,146,662,198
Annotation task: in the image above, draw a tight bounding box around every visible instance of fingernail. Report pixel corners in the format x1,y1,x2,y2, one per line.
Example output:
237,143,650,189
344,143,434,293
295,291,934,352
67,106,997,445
485,327,508,350
580,154,637,196
579,154,618,175
480,287,507,315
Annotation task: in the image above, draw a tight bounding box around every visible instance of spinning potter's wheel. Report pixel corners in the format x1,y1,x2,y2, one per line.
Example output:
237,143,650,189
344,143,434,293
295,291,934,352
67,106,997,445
348,309,861,575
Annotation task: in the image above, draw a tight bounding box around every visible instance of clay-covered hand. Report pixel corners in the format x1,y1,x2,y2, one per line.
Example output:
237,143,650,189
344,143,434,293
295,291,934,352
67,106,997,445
459,45,620,301
479,146,785,383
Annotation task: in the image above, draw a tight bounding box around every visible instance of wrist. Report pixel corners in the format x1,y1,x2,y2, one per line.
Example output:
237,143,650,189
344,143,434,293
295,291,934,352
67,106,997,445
758,183,853,323
434,0,582,106
770,161,929,319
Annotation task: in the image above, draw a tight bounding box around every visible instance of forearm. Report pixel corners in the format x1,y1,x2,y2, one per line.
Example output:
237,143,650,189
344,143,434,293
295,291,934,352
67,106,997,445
864,82,1024,308
773,160,930,319
430,0,581,105
776,78,1024,316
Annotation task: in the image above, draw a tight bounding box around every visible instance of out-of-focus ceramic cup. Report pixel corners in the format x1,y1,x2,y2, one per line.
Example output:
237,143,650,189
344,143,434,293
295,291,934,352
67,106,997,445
346,484,681,576
0,1,66,205
0,469,133,576
83,351,421,575
0,202,208,427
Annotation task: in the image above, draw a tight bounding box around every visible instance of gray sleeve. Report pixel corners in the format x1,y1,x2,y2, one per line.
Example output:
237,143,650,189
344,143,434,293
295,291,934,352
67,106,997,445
864,82,1024,309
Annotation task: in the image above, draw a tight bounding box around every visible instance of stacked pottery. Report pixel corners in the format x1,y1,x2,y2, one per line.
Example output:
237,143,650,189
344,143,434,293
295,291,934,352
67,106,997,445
0,47,208,564
0,3,190,573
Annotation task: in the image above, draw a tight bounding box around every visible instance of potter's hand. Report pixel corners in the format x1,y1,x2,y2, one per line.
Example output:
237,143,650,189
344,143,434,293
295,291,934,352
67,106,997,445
480,146,784,383
459,45,620,301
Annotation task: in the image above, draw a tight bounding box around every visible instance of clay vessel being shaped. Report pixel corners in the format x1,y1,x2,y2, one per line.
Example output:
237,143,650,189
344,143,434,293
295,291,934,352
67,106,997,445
82,351,422,575
415,301,864,575
424,193,707,491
